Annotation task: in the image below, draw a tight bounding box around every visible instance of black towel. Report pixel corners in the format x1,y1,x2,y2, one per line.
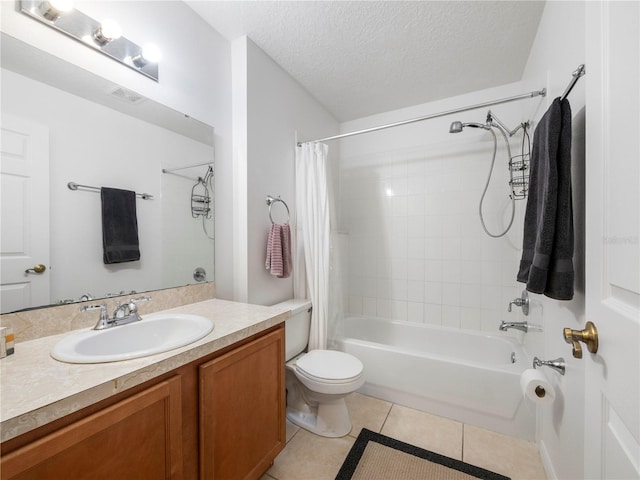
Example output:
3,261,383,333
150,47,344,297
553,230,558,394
517,98,574,300
101,187,141,264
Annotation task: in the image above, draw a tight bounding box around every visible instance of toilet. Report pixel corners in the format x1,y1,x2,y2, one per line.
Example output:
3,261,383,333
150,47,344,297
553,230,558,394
273,299,364,438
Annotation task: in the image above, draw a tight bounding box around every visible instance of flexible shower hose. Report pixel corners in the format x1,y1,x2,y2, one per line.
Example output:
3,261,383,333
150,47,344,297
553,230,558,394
478,125,515,238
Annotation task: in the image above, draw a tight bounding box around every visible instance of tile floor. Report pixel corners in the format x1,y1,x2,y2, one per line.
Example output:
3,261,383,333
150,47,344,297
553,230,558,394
262,392,547,480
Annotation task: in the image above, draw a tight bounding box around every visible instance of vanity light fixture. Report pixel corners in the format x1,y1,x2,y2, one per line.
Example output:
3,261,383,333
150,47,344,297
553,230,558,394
20,0,161,82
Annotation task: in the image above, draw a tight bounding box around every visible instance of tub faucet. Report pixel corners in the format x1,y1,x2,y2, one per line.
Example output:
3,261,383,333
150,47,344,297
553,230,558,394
499,321,529,333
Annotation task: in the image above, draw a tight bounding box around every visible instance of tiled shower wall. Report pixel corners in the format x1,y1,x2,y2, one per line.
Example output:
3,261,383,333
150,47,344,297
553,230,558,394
339,135,529,332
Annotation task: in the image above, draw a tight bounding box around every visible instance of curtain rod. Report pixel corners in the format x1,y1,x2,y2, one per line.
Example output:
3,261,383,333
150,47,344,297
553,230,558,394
297,88,546,146
560,64,585,101
162,161,213,173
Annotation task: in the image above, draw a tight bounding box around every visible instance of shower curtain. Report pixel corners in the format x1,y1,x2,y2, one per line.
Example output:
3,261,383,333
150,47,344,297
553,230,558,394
294,142,342,350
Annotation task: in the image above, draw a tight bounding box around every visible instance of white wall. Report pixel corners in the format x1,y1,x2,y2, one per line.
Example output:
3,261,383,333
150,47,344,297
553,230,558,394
1,0,234,299
232,37,339,305
2,69,214,302
338,81,535,336
519,2,587,479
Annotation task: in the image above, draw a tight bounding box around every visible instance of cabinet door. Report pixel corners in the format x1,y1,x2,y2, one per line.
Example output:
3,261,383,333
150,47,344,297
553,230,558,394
200,328,285,480
1,376,183,480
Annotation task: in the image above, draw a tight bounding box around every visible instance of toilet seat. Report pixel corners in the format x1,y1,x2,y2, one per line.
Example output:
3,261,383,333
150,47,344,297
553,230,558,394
293,350,364,395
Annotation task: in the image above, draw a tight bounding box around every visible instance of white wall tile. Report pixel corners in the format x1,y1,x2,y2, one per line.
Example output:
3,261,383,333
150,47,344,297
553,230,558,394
441,260,461,283
442,283,461,306
424,237,443,260
377,299,392,319
424,281,442,304
442,305,461,328
407,237,425,259
407,302,424,323
460,307,482,331
362,297,378,316
460,261,482,284
424,260,443,282
481,261,502,286
424,304,442,325
460,284,482,308
481,285,502,309
408,281,425,302
407,216,425,237
407,259,425,281
349,296,363,315
341,142,528,332
391,301,408,320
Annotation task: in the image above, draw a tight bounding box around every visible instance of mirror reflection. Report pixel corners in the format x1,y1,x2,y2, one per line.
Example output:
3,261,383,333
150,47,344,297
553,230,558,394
0,35,215,314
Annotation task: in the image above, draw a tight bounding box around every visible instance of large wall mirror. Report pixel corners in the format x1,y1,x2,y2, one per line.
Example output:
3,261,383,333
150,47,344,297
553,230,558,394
1,34,215,314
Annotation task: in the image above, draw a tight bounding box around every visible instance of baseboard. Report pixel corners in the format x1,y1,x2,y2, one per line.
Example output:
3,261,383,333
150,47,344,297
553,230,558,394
538,439,557,480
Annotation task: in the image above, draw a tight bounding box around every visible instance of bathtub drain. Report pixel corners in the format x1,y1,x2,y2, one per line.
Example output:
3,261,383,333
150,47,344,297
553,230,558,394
511,352,516,363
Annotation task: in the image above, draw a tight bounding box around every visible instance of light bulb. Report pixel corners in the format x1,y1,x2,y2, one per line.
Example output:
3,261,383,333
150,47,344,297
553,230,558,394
92,19,122,46
141,43,162,63
39,0,75,21
100,19,122,41
131,43,162,68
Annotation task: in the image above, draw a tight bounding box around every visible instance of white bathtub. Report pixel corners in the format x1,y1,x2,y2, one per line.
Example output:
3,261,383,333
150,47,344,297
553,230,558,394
336,316,535,440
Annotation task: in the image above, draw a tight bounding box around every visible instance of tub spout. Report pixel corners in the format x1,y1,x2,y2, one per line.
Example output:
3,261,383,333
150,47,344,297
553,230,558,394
499,321,529,333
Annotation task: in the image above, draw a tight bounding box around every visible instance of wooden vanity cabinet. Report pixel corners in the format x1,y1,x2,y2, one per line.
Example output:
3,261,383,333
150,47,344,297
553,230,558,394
0,376,183,480
0,324,286,480
199,328,286,480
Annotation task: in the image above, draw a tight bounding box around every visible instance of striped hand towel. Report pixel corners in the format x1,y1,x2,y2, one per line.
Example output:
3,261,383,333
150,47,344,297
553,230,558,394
266,224,292,278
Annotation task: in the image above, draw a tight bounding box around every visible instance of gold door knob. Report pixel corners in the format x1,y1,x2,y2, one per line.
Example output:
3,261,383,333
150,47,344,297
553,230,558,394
563,321,598,359
25,264,46,274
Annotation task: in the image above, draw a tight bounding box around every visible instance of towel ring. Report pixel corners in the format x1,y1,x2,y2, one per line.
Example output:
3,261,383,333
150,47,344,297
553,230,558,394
266,195,290,224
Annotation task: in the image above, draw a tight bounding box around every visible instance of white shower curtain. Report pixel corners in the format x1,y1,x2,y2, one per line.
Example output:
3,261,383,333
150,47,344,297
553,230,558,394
294,142,342,351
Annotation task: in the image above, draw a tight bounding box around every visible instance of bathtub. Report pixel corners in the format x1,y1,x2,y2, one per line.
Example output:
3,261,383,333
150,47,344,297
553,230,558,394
336,316,535,440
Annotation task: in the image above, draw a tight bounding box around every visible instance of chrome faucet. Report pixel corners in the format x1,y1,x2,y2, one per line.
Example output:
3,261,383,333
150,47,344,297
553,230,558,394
499,321,529,333
81,296,151,330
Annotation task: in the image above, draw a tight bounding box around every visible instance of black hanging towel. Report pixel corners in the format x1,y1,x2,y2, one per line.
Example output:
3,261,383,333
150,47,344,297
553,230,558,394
101,187,141,264
517,97,574,300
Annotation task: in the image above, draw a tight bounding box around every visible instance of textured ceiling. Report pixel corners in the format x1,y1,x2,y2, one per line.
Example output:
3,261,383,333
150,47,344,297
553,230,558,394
187,1,545,122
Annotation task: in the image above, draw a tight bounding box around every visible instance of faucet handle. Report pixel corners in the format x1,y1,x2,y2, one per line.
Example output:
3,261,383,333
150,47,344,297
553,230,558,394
81,304,110,330
127,296,151,314
508,290,530,316
80,304,107,316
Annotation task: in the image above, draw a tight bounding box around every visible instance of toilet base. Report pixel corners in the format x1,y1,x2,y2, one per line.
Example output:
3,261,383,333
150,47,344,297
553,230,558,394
286,396,352,438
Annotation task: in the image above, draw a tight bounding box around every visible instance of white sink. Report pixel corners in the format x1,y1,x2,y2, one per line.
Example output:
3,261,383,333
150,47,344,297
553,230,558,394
51,313,214,364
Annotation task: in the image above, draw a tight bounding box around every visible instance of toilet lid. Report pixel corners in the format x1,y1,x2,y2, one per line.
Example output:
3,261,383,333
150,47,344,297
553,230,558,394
296,350,363,382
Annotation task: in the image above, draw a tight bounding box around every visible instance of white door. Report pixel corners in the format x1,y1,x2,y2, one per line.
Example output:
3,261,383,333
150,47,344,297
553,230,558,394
584,2,640,479
0,114,50,314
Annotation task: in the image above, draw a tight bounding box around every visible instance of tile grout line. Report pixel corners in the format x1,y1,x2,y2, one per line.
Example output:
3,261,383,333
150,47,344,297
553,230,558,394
379,401,395,433
461,422,465,462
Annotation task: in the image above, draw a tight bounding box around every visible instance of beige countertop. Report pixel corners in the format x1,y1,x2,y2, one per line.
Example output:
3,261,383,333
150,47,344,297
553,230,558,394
0,298,291,443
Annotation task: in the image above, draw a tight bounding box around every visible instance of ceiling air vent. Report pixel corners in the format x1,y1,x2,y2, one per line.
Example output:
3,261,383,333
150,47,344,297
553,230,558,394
108,86,146,105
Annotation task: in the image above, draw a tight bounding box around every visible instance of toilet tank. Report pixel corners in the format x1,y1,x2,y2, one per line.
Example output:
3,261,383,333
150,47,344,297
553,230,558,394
271,299,312,361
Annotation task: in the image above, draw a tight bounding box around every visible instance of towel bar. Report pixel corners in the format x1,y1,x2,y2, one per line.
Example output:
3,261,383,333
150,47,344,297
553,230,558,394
68,182,153,200
266,195,290,224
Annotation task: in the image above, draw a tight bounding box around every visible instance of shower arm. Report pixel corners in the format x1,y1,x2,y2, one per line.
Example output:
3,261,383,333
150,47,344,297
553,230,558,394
486,111,528,137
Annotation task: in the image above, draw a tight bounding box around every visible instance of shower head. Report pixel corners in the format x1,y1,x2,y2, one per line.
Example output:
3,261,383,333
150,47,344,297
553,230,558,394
449,121,489,133
449,121,464,133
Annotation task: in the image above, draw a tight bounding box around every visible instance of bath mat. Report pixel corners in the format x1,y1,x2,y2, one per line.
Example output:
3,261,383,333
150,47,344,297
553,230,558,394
335,428,510,480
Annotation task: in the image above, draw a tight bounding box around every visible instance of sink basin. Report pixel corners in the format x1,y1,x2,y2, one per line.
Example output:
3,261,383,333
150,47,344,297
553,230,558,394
51,313,214,364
